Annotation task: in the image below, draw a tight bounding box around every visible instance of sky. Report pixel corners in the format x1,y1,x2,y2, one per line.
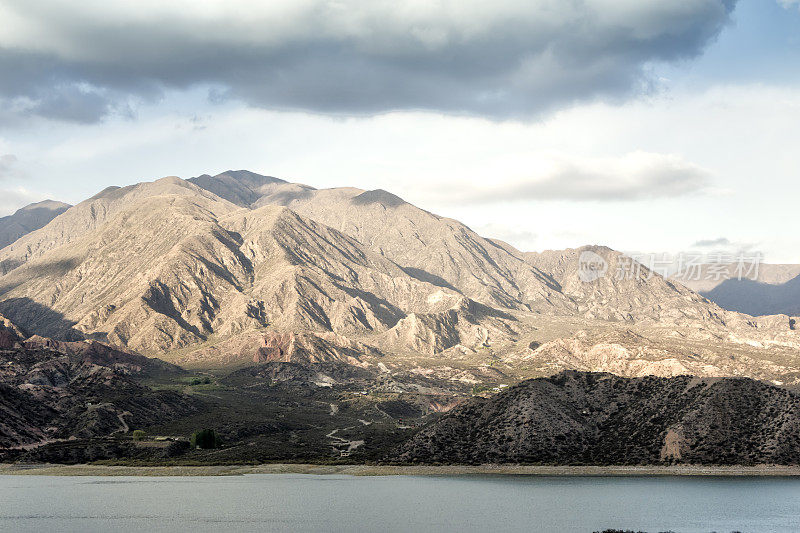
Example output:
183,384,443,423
0,0,798,262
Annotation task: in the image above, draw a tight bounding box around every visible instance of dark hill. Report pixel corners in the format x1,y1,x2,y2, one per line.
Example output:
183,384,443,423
391,371,800,465
0,313,198,449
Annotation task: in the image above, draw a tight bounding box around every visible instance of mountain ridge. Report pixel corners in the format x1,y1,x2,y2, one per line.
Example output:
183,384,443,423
392,370,800,465
0,170,797,387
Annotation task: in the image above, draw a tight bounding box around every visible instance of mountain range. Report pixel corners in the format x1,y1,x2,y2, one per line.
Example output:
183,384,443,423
0,170,797,384
1,170,799,465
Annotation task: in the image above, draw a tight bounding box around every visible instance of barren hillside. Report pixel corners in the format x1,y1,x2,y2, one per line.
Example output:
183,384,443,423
392,371,800,465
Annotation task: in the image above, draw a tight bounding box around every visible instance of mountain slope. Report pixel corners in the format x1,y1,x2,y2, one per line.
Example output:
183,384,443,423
523,246,731,325
191,173,571,313
674,263,800,294
188,170,301,207
193,172,782,329
672,263,800,317
392,371,800,465
0,200,71,249
0,178,505,359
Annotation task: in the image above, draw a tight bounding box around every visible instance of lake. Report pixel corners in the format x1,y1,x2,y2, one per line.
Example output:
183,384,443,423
2,473,800,532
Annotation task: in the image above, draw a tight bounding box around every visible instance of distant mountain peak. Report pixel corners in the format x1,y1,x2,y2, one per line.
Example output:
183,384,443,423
17,199,71,213
215,169,286,184
351,189,407,208
0,199,72,250
153,175,185,185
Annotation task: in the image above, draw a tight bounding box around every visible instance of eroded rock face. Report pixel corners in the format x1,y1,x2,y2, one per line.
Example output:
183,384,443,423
260,185,570,313
249,331,375,365
376,298,518,355
0,312,26,349
21,335,177,374
392,371,800,465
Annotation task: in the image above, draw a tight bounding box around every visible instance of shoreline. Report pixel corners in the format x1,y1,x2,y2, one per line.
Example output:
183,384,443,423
4,463,800,477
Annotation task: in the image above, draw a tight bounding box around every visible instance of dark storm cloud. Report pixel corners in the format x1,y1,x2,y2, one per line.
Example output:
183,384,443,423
0,0,738,124
26,86,115,124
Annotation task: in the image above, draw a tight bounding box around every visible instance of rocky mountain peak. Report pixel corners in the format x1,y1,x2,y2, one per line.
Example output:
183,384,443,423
188,170,291,207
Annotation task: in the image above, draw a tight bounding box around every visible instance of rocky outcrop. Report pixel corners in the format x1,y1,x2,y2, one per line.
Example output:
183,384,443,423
21,335,179,375
0,312,26,348
503,329,793,384
376,298,518,355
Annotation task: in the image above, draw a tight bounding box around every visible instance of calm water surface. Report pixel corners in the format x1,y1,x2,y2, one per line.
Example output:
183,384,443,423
2,473,800,532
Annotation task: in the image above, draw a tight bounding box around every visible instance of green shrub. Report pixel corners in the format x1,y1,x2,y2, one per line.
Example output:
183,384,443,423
190,376,212,385
191,429,221,449
132,430,147,441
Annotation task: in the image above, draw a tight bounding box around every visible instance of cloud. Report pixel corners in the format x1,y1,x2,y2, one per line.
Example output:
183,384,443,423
688,237,759,258
0,186,45,215
25,85,119,124
474,223,538,251
0,154,19,179
0,0,737,123
693,237,731,247
778,0,800,9
429,151,712,204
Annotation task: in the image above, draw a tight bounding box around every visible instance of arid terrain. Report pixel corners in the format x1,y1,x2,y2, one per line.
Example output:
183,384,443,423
1,170,799,465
